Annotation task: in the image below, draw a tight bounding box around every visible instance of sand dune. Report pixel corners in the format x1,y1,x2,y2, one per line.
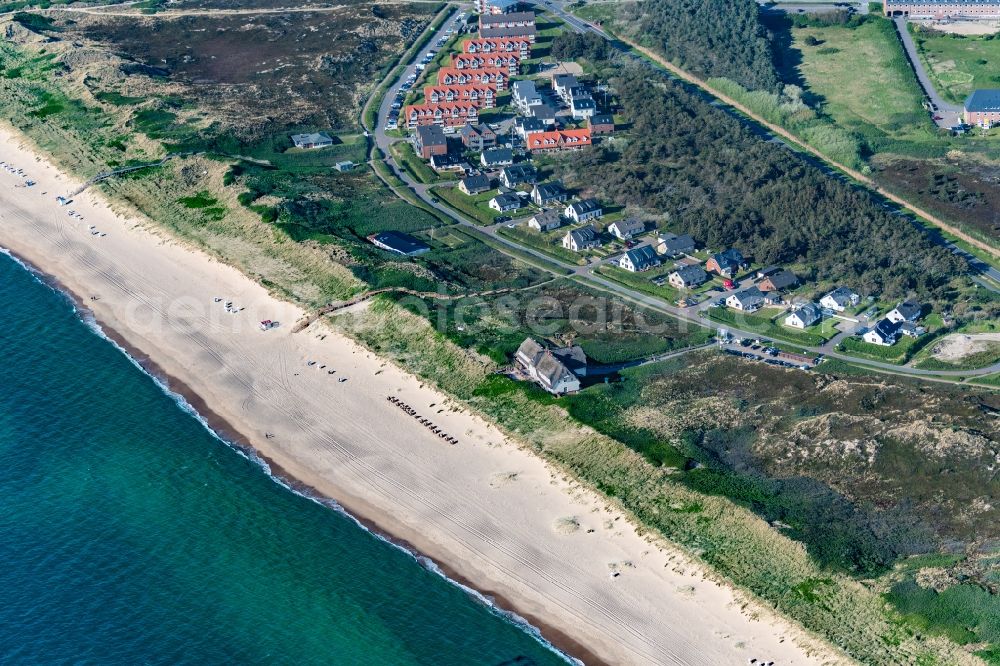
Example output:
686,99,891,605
0,126,844,666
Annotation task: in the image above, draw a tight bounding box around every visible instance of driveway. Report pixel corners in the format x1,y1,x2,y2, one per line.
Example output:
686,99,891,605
893,17,964,128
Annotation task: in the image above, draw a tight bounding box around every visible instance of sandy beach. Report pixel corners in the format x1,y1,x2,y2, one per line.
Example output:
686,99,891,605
0,125,843,666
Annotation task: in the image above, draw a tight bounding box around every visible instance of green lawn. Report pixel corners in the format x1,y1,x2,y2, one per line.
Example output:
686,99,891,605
594,263,681,302
910,24,1000,105
495,224,584,264
794,19,934,142
838,335,920,364
706,307,828,346
432,184,505,225
389,141,440,184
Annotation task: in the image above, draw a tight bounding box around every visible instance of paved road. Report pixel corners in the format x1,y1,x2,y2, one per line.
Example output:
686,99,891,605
894,17,964,128
363,3,1000,383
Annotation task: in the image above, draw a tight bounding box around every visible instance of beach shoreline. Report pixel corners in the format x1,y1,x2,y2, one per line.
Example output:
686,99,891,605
0,125,841,666
6,243,595,664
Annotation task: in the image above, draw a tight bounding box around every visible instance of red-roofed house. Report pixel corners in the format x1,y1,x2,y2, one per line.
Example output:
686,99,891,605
452,52,520,75
438,67,508,91
424,84,497,108
526,128,592,152
403,102,479,129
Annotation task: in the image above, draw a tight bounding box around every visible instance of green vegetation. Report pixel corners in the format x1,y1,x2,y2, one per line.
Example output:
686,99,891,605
910,24,1000,104
432,185,503,225
495,224,584,265
389,141,440,184
554,68,966,303
839,334,924,364
887,579,1000,648
622,0,780,92
706,307,827,346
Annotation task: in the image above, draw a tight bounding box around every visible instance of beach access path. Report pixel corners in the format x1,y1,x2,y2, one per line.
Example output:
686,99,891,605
0,127,841,666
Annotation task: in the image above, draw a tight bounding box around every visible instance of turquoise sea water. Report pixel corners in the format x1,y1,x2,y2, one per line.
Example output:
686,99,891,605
0,251,569,666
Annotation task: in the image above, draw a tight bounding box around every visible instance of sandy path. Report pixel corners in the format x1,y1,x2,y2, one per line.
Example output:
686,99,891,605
0,126,842,666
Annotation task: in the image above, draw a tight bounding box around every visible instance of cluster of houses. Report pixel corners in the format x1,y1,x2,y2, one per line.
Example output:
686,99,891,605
861,300,925,346
402,11,538,130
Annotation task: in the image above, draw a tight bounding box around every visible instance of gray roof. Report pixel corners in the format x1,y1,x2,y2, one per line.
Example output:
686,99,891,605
870,318,900,340
569,198,601,215
658,233,696,254
415,124,447,147
515,337,545,366
789,303,821,324
528,104,557,120
371,231,430,256
568,225,598,243
480,11,535,26
492,192,522,207
964,89,1000,112
825,286,857,305
481,147,513,164
291,132,333,146
515,117,545,132
731,286,765,307
531,209,562,226
533,181,565,198
892,300,922,320
610,218,644,235
711,249,744,269
761,269,798,291
480,25,537,39
589,114,613,126
672,264,707,283
461,123,495,139
501,164,537,183
461,174,491,191
512,80,538,96
622,244,659,269
571,97,597,110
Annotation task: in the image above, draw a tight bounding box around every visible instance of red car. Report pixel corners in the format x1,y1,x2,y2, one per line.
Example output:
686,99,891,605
723,279,735,289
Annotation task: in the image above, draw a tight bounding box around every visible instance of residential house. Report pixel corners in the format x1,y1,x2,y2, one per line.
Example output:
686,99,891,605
562,225,601,252
525,128,592,152
607,218,644,241
453,52,520,76
757,269,798,293
462,37,531,58
706,249,746,278
290,132,333,149
489,192,522,212
886,300,923,324
438,67,508,91
514,116,546,138
618,244,660,272
668,265,709,289
964,89,1000,128
552,74,580,103
531,181,567,206
655,233,696,257
588,114,614,135
820,286,860,312
514,338,583,395
429,152,465,172
570,96,597,120
726,286,765,312
511,79,543,113
863,319,900,346
413,124,448,159
528,209,562,231
459,173,492,195
785,303,821,329
369,231,430,256
425,84,497,109
565,198,603,223
404,102,478,129
460,123,497,151
480,24,537,42
480,147,514,168
499,164,537,188
479,11,535,30
755,266,781,279
527,104,557,126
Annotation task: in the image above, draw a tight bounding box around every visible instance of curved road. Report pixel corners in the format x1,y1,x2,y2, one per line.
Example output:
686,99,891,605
363,3,1000,384
893,17,964,128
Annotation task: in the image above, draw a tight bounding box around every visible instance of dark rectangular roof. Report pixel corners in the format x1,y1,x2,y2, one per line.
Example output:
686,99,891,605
480,25,537,39
589,114,613,125
461,174,491,190
370,231,431,256
965,89,1000,112
415,124,447,147
481,146,513,163
480,11,535,25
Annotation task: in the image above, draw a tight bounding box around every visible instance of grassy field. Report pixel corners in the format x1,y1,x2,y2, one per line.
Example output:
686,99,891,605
432,185,505,225
389,141,440,184
495,224,586,265
910,24,1000,105
792,18,935,143
838,334,922,364
706,307,828,346
594,263,681,302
